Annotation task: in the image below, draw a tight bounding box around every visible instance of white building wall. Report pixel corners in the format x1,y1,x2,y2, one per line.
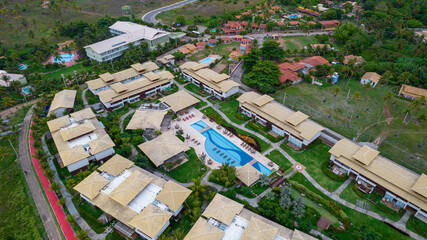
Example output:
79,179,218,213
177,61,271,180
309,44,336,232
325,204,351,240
53,107,66,118
67,158,90,172
302,132,321,146
224,86,239,98
94,148,115,161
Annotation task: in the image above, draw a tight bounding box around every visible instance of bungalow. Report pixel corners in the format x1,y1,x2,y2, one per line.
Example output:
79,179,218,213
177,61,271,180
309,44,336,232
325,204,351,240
251,23,259,30
260,24,267,30
48,89,77,117
177,47,190,55
288,21,300,26
271,6,281,11
237,92,324,149
229,51,243,60
160,90,200,114
234,35,244,41
222,21,243,35
235,15,241,19
208,39,218,46
268,9,275,14
180,61,240,100
297,7,321,17
320,20,340,28
47,108,115,174
240,43,251,54
184,44,197,53
241,21,248,27
242,11,250,16
259,13,265,18
195,41,206,49
125,110,167,131
308,21,317,25
360,72,381,88
300,56,330,68
398,84,427,101
279,69,303,85
221,37,232,44
277,21,286,26
74,155,192,239
138,131,190,168
156,54,175,66
236,164,261,187
241,38,251,45
185,193,317,240
329,139,427,222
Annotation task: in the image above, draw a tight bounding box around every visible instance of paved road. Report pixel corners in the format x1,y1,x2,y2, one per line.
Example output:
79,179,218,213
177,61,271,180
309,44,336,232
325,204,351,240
18,107,62,240
142,0,196,24
0,98,40,119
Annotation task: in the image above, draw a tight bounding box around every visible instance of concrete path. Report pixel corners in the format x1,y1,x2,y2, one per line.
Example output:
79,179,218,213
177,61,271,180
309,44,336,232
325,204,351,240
18,107,63,240
119,109,136,133
333,177,352,196
82,88,89,108
42,132,112,239
142,0,197,24
0,98,40,119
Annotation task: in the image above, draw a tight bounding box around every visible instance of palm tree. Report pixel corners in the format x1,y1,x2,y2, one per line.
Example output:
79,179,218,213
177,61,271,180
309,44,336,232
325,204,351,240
0,146,12,179
76,230,90,240
53,51,62,62
329,86,340,118
259,174,270,187
352,91,361,100
2,74,10,87
188,177,206,198
1,96,15,113
49,181,62,193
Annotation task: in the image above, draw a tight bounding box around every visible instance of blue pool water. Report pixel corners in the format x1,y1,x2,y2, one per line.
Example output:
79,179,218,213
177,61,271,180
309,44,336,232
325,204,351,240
252,161,272,176
210,28,216,32
191,120,209,131
53,53,75,63
18,64,27,70
196,127,253,167
22,86,31,95
288,14,300,19
200,57,214,64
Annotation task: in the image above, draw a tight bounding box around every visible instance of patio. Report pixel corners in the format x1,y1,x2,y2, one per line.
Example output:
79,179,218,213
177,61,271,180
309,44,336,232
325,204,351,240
169,108,279,172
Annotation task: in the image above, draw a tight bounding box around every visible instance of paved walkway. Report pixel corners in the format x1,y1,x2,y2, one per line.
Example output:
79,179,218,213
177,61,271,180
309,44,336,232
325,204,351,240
18,107,63,240
332,177,352,196
82,88,89,108
42,133,112,239
142,0,197,24
119,109,136,133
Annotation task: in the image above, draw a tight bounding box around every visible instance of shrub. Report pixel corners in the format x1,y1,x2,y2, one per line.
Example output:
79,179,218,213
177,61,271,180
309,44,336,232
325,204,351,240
322,161,348,181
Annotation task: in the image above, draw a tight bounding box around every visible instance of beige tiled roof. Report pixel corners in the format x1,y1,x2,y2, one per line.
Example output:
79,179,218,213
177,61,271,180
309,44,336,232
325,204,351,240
202,194,243,225
70,108,96,122
361,72,381,83
129,204,172,239
155,181,191,212
138,131,190,167
110,82,128,93
98,154,134,177
237,164,261,186
160,90,200,113
351,145,379,166
93,191,138,228
87,133,116,155
184,218,224,240
49,89,77,114
241,217,278,240
126,110,167,130
252,95,274,107
109,171,152,206
330,139,427,212
412,174,427,199
237,92,324,141
100,72,115,82
47,115,71,132
398,84,427,99
60,121,96,141
285,111,309,126
144,72,160,81
180,61,240,93
73,171,109,200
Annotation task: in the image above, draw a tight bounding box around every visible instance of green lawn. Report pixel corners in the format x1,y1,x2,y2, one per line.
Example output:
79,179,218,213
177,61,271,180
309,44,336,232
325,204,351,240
281,140,347,192
184,84,210,97
167,148,207,183
291,174,412,240
271,80,427,174
244,121,283,143
201,107,271,153
266,150,292,171
72,197,107,234
105,231,126,240
339,182,406,222
44,63,90,80
281,36,319,51
219,99,250,124
85,89,98,105
406,215,427,239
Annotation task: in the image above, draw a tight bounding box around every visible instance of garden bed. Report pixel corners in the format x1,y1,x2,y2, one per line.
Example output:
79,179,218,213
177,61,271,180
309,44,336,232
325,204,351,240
184,83,210,97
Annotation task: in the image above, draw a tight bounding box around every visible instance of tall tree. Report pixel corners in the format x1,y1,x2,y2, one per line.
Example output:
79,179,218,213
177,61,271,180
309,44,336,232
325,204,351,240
261,40,285,60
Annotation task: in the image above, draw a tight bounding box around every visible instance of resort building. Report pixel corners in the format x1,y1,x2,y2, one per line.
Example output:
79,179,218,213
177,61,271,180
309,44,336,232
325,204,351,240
180,61,240,100
74,154,192,239
86,61,159,94
236,163,262,187
398,84,427,101
157,54,175,66
360,72,381,88
0,70,27,87
160,90,200,114
48,89,77,117
222,21,243,35
126,110,167,131
320,20,340,28
185,193,317,240
237,92,324,149
47,108,115,174
96,70,174,111
138,131,190,168
329,139,427,222
278,56,330,84
84,21,171,62
297,7,321,17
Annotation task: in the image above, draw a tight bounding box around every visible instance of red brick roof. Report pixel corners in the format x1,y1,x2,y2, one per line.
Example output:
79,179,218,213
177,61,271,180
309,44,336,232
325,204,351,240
300,56,330,67
251,23,259,28
259,14,265,18
221,37,232,42
260,24,267,29
289,21,300,25
271,6,281,10
268,9,274,13
196,42,206,47
279,69,301,83
308,21,317,25
278,62,306,72
277,21,285,25
297,7,320,17
236,15,241,19
320,20,340,28
225,21,242,29
208,39,218,44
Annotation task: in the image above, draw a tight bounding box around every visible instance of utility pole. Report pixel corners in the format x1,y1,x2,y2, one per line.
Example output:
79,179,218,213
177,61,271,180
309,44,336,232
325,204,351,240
346,89,351,99
282,93,287,105
74,70,79,85
7,138,18,158
61,74,67,87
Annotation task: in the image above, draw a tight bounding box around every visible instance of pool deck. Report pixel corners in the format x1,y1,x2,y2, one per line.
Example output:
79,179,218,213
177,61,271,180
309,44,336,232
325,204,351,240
170,108,279,173
43,50,79,67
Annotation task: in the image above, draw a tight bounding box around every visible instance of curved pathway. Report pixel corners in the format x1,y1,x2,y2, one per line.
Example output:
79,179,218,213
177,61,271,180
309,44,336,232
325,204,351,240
142,0,197,24
119,109,136,133
18,107,63,240
82,88,89,108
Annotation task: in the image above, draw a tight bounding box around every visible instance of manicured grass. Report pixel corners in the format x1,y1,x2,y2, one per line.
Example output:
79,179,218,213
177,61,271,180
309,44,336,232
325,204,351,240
194,96,207,109
406,215,427,238
167,148,208,183
236,183,269,198
201,107,271,153
184,83,210,97
44,63,89,80
105,231,126,240
244,121,283,143
72,197,107,234
339,183,406,222
219,99,250,124
281,36,319,51
85,89,98,105
282,140,347,192
266,150,292,171
291,173,412,240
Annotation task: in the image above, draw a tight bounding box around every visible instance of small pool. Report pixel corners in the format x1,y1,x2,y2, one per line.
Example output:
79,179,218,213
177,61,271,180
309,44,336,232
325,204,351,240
191,120,209,132
18,64,27,70
53,53,75,63
200,57,214,64
22,86,31,95
252,161,272,176
287,14,300,19
193,123,253,166
210,28,216,32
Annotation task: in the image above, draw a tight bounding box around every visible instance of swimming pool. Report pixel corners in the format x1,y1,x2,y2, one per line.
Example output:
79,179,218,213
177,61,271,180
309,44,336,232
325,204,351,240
200,57,214,64
191,120,209,131
53,53,75,63
18,64,27,70
22,86,31,95
252,161,272,176
287,14,300,19
194,125,253,166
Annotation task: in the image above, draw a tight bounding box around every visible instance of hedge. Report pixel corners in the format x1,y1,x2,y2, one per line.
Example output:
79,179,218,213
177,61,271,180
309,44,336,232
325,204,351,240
288,180,351,228
350,180,370,200
322,161,348,181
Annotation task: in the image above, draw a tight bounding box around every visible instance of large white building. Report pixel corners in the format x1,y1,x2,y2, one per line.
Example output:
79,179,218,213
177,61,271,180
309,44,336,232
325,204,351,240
85,21,171,62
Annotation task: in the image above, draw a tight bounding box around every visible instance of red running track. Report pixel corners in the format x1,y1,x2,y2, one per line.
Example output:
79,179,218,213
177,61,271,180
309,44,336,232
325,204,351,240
29,126,77,240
